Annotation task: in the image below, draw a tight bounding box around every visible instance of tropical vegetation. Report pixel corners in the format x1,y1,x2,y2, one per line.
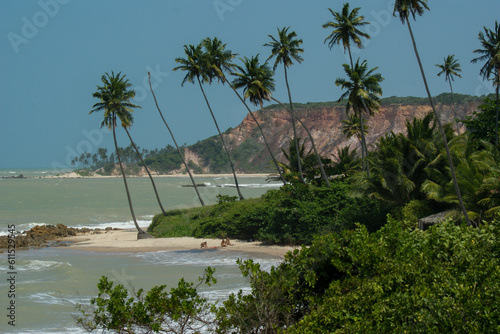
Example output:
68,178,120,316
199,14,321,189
78,2,500,332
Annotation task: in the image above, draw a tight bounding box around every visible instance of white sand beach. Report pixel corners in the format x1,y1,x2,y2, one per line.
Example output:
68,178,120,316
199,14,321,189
62,229,297,257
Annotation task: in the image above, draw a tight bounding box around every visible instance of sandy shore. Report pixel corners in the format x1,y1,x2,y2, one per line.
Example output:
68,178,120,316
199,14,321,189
61,229,297,258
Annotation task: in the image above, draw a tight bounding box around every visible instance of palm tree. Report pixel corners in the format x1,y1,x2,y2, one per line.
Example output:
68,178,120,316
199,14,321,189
342,114,369,143
472,21,500,149
393,0,471,226
322,2,370,67
423,136,500,225
436,55,462,133
335,59,384,177
331,145,361,177
230,55,286,184
174,42,244,200
264,27,305,183
147,73,206,206
89,71,148,238
200,37,245,200
270,98,330,187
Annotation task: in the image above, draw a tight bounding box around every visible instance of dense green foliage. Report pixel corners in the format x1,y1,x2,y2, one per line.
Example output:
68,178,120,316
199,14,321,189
462,97,499,146
262,93,486,110
149,180,390,244
79,218,500,333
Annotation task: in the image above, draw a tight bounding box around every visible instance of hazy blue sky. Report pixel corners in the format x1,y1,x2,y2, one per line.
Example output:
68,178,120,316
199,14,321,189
1,0,498,168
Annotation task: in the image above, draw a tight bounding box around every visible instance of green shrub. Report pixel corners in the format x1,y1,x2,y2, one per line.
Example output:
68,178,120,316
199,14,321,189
218,218,500,333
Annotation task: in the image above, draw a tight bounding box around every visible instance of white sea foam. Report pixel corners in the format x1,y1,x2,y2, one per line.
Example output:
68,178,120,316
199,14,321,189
29,292,70,306
0,222,48,236
73,219,151,231
134,250,281,270
17,260,72,272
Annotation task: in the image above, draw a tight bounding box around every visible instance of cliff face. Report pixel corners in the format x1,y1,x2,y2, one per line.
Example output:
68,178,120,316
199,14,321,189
186,101,480,172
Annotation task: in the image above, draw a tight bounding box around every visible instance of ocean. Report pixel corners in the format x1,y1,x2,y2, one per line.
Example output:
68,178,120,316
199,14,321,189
0,169,283,333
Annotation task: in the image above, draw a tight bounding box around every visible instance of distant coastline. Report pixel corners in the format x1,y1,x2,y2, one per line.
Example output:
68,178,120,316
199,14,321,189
2,171,271,180
44,172,272,179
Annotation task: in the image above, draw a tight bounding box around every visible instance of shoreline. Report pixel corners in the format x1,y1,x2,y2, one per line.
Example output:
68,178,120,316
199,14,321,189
60,229,297,258
42,172,273,179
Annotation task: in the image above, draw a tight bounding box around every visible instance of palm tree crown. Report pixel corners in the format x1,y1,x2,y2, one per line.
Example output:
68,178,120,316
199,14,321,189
322,2,370,66
393,0,429,23
202,37,237,84
173,44,207,86
90,71,139,130
335,59,384,116
231,55,275,109
342,114,369,142
471,20,500,82
264,26,304,71
436,55,462,82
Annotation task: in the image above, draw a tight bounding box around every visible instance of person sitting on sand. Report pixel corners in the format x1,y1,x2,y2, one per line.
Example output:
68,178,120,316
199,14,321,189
221,239,226,247
200,241,207,248
225,237,231,246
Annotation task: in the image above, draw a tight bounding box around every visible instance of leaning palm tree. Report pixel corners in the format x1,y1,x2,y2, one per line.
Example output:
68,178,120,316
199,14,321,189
436,55,462,133
201,37,245,200
264,27,305,183
472,21,500,149
335,59,384,177
90,71,148,238
393,0,471,226
322,2,370,67
147,72,205,206
174,42,244,200
230,55,286,184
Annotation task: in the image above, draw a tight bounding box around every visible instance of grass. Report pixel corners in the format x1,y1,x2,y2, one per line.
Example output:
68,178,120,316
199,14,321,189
147,197,264,239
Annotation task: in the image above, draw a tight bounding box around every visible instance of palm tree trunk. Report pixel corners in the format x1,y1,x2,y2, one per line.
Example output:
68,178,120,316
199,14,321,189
406,18,471,226
228,84,286,185
495,73,499,149
284,64,305,183
272,98,330,187
359,112,370,178
197,76,244,200
112,117,146,235
124,128,167,215
448,80,460,134
347,44,354,68
148,73,206,206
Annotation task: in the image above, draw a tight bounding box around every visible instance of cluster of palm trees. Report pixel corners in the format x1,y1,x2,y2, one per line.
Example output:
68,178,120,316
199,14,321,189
89,1,499,237
325,1,499,226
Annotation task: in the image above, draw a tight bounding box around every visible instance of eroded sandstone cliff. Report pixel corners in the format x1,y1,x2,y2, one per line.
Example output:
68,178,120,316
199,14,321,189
186,100,480,172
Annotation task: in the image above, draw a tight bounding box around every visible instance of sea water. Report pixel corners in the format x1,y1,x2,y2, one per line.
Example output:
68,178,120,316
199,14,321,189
0,169,283,333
